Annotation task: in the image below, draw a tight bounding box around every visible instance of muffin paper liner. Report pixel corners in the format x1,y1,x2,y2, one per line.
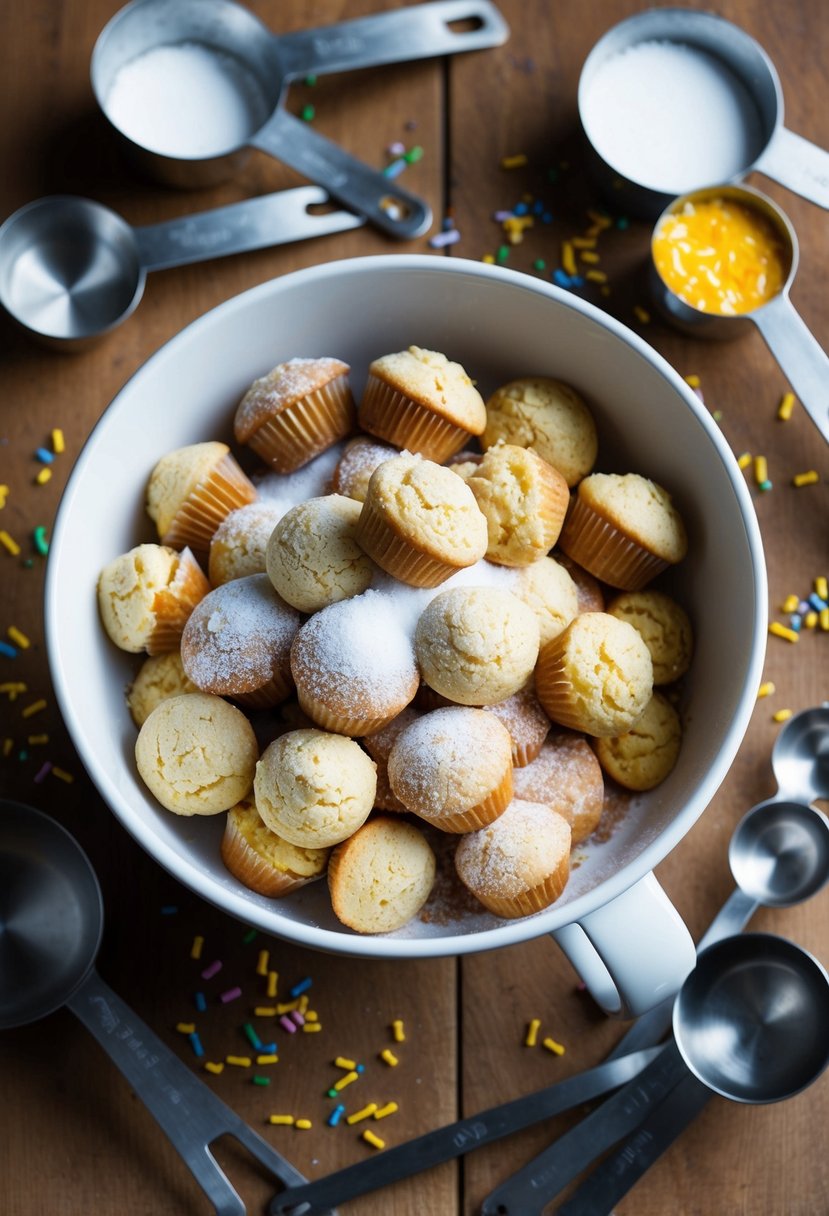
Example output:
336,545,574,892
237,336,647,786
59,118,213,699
221,816,321,898
559,495,670,591
414,765,514,835
230,669,294,711
295,685,412,739
162,454,257,556
355,495,465,588
534,633,594,734
473,859,570,919
245,376,355,473
360,376,473,463
147,547,210,655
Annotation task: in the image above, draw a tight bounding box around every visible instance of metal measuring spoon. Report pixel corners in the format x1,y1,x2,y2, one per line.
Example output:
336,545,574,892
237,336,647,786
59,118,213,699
649,183,829,449
0,186,362,348
0,801,332,1216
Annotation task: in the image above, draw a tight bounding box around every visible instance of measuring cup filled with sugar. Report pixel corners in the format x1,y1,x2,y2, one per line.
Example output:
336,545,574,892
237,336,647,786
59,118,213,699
578,8,829,220
649,183,829,449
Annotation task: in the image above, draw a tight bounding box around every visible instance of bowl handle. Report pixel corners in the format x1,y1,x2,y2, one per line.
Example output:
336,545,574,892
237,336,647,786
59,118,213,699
551,873,696,1018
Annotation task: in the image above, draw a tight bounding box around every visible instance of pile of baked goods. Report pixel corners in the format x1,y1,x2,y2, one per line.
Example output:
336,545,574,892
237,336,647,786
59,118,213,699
98,346,692,935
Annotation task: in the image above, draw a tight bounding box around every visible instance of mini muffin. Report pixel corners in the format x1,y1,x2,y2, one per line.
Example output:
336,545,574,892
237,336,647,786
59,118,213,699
482,377,598,486
331,436,400,502
559,472,688,591
415,586,540,706
535,611,653,736
146,441,257,556
607,590,693,685
362,704,422,813
126,651,198,727
512,555,579,647
291,590,420,735
454,798,571,918
512,730,604,844
135,692,258,815
221,796,329,897
253,728,376,848
233,356,355,473
556,552,605,613
208,501,286,586
466,444,570,566
355,452,488,587
328,816,437,934
181,574,300,709
98,543,209,655
595,692,682,791
266,494,375,613
360,346,486,462
485,684,551,767
387,707,514,833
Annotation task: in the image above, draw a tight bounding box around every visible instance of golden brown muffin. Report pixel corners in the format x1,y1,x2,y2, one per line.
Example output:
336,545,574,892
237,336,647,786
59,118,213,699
535,611,653,736
359,346,486,462
221,797,329,897
606,590,693,684
126,651,199,727
512,730,604,844
512,555,580,648
485,684,551,767
454,798,571,918
265,494,375,613
482,377,598,486
556,551,606,613
361,704,423,813
98,543,209,655
208,501,286,586
594,692,682,791
466,444,570,566
135,692,258,815
328,815,437,933
146,441,257,556
233,357,355,473
559,472,688,591
331,436,400,502
387,706,514,833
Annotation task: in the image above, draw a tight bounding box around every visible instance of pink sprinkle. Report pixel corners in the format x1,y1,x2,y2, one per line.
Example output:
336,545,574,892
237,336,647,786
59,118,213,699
291,1011,306,1027
428,228,461,248
387,140,405,156
201,960,222,980
33,760,53,784
279,1015,298,1034
220,986,242,1004
493,209,514,221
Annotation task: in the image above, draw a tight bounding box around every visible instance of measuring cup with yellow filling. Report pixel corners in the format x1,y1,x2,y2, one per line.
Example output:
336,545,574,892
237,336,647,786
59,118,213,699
650,183,829,448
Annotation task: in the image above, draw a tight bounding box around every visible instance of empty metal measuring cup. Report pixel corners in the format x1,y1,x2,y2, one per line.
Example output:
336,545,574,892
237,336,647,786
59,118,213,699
0,800,331,1216
0,186,363,348
649,183,829,449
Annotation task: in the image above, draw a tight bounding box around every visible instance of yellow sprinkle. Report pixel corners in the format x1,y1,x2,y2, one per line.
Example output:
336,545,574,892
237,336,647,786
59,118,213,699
805,611,818,629
633,306,651,324
542,1037,566,1056
374,1101,399,1120
51,428,65,454
3,738,13,757
769,621,799,643
571,237,597,249
225,1056,252,1068
203,1061,224,1075
8,626,31,649
782,594,800,614
256,949,269,976
0,530,21,556
295,1119,313,1131
737,452,752,470
600,285,611,297
254,1006,277,1017
346,1104,378,1125
773,708,793,723
335,1056,357,1070
362,1130,385,1150
0,682,27,698
380,1049,399,1067
302,1021,322,1033
482,253,495,264
757,682,776,699
561,240,577,277
51,767,74,783
525,1018,541,1047
22,699,47,718
333,1070,359,1091
256,1054,279,1065
36,467,52,485
298,994,309,1014
815,577,828,601
820,608,829,631
585,269,608,283
754,455,768,485
500,153,528,169
176,1022,196,1034
777,391,796,420
266,970,278,998
587,210,612,229
276,1000,299,1014
580,250,600,264
586,224,603,238
392,1020,406,1043
304,1009,319,1022
792,470,819,487
190,935,204,960
268,1114,295,1126
0,485,9,508
26,734,49,745
684,374,701,389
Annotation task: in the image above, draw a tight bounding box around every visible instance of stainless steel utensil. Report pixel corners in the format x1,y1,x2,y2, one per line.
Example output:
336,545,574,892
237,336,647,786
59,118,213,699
0,186,362,348
0,800,330,1216
650,183,829,449
90,0,509,236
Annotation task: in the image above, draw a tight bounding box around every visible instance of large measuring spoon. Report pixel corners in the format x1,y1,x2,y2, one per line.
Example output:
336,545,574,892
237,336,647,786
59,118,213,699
0,186,362,348
649,183,829,449
90,0,509,235
0,800,332,1216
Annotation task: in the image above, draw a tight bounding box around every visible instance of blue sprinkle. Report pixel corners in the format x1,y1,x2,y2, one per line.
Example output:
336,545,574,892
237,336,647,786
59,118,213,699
194,992,207,1012
356,1063,365,1073
532,200,544,214
327,1104,346,1127
570,275,586,287
809,593,828,612
442,216,455,230
382,157,407,179
0,641,18,658
160,905,178,915
289,977,313,998
789,614,802,632
513,201,529,216
259,1041,277,1054
542,212,553,223
35,447,55,464
552,269,571,288
189,1032,205,1058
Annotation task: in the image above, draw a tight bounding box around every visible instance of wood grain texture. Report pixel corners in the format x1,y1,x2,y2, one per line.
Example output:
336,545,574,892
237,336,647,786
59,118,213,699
1,2,827,1215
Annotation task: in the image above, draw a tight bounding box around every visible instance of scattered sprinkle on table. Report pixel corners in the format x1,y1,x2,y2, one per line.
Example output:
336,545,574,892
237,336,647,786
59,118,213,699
219,986,242,1004
190,935,204,960
777,391,796,420
256,1053,279,1065
35,468,52,486
0,530,21,556
792,470,819,487
362,1130,385,1150
524,1018,541,1047
268,1114,295,1126
346,1103,378,1125
757,682,775,699
256,949,270,976
51,766,74,783
380,1049,399,1067
22,699,47,718
773,708,793,723
204,1061,224,1075
542,1036,566,1056
374,1101,398,1120
327,1104,346,1127
332,1070,359,1091
391,1019,406,1043
335,1056,357,1071
500,153,527,169
769,621,799,643
7,627,31,650
295,1119,312,1131
225,1055,251,1068
201,960,222,980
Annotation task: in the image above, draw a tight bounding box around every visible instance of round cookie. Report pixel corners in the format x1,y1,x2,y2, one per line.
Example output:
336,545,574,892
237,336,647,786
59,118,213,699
328,816,437,934
607,590,693,684
126,651,198,727
221,797,329,897
254,728,376,849
98,543,209,655
135,692,258,815
512,730,604,844
146,441,257,555
594,692,682,791
266,494,375,613
208,501,286,586
331,436,400,502
482,377,598,486
512,555,579,647
466,444,570,566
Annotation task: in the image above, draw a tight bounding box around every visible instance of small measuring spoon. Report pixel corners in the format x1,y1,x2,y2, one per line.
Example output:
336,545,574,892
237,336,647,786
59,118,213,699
649,183,829,449
0,801,331,1216
0,186,363,348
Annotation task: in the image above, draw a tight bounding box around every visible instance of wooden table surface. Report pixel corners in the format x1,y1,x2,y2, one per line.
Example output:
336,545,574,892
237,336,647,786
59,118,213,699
1,1,827,1213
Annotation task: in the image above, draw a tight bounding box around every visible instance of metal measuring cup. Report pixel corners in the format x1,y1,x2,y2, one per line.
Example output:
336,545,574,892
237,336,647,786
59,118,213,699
649,183,829,449
90,0,509,237
577,7,829,219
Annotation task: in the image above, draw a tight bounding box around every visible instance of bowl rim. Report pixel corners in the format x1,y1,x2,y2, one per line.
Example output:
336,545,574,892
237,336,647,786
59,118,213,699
45,253,768,958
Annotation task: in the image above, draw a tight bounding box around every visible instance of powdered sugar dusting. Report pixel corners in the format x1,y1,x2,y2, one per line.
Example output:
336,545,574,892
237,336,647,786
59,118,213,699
254,442,345,518
388,706,511,816
370,559,518,640
455,798,566,898
512,731,603,822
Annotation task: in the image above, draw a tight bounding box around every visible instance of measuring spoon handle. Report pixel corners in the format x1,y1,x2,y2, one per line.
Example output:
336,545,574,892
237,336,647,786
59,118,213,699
754,126,829,212
274,0,509,79
132,185,363,273
752,295,829,449
67,968,326,1216
267,1047,660,1216
249,108,431,239
557,1072,713,1216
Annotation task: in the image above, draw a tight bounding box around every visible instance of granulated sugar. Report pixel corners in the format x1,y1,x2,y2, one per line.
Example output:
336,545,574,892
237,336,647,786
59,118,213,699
254,442,345,519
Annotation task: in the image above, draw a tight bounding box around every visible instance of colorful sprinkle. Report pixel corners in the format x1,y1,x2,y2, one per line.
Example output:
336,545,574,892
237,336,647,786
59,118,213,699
782,594,800,613
51,428,65,454
500,153,528,169
0,530,21,556
295,1119,313,1131
428,228,461,248
820,608,829,631
332,1070,359,1092
242,928,258,944
382,157,407,179
33,761,52,783
792,470,819,487
190,935,204,960
737,452,752,470
404,145,423,164
256,1054,279,1065
757,682,776,699
0,642,17,659
346,1103,378,1124
253,1075,271,1086
777,391,796,420
362,1130,385,1150
769,621,799,643
201,960,222,980
176,1022,196,1034
391,1019,406,1044
754,455,769,486
289,977,313,999
374,1101,399,1120
35,447,54,464
279,1016,298,1034
542,1036,566,1056
243,1023,262,1049
220,986,243,1004
22,699,47,718
225,1056,252,1068
160,905,178,915
327,1104,346,1127
27,734,48,745
815,577,828,602
7,627,31,650
773,708,794,723
267,970,278,998
633,305,651,324
204,1061,224,1075
35,468,52,485
301,104,315,121
524,1018,541,1047
255,1006,277,1017
380,1049,399,1067
0,485,9,509
302,1022,322,1033
268,1114,295,1126
51,766,74,783
189,1032,205,1058
194,992,207,1012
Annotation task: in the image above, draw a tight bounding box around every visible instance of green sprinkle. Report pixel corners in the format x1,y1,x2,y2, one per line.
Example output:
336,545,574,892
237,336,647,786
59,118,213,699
18,750,28,761
533,259,546,271
253,1075,271,1086
712,409,723,422
404,145,424,163
23,559,34,569
304,74,317,86
327,1088,338,1098
33,526,49,556
496,244,510,264
301,104,315,122
759,479,773,491
243,1023,261,1048
242,928,257,944
616,216,629,230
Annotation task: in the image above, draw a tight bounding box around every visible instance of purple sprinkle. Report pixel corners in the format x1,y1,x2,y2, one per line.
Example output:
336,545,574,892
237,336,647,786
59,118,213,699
428,228,461,248
33,760,53,784
386,140,405,156
201,960,222,980
279,1015,298,1034
220,986,242,1004
493,209,513,222
291,1011,306,1027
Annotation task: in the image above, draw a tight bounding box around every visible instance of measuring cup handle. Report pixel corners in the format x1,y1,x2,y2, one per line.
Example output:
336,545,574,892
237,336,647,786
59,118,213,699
754,126,829,211
249,109,431,240
274,0,509,79
551,872,697,1018
66,969,316,1215
752,295,829,447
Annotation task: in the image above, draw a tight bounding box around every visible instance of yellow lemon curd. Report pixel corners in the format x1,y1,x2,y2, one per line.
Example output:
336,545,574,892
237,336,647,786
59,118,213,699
652,197,787,315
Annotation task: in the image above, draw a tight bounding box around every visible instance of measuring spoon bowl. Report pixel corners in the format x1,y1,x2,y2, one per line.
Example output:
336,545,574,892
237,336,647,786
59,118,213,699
771,703,829,803
728,799,829,908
